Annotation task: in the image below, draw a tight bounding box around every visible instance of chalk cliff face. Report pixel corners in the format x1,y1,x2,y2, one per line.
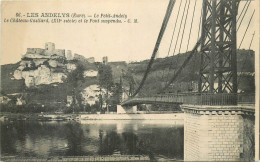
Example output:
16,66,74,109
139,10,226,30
83,70,98,77
81,85,102,105
80,84,111,106
14,59,69,87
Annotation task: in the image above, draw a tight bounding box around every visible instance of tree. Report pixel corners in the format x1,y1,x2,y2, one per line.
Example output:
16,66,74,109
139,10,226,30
98,64,113,112
109,82,122,111
65,62,86,112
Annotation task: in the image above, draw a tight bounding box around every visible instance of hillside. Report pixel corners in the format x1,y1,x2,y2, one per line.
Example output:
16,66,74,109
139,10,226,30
0,49,255,111
0,62,25,95
128,49,255,95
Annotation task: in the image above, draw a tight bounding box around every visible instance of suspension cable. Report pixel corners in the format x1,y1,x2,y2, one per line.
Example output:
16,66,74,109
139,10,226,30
164,0,189,84
161,38,202,91
238,10,255,49
186,0,197,51
163,0,204,92
237,0,251,31
238,31,255,85
197,2,203,41
237,0,250,21
178,0,191,53
131,0,176,97
172,0,188,54
160,0,183,82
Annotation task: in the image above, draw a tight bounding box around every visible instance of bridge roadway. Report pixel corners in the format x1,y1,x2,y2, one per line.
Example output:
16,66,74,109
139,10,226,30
121,93,255,107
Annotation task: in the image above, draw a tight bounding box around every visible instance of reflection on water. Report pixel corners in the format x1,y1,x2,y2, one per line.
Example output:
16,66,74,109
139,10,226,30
1,120,184,161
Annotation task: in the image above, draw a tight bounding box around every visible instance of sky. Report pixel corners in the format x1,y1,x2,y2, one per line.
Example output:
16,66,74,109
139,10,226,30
1,0,257,65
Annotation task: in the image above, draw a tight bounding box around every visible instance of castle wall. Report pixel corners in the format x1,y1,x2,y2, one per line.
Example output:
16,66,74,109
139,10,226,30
26,48,45,54
66,50,73,60
53,49,65,57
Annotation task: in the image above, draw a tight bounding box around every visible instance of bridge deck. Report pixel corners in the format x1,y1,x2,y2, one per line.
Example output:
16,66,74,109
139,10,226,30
121,93,255,106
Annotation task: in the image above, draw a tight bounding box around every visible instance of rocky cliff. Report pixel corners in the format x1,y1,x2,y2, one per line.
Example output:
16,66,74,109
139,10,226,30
14,59,68,87
12,42,74,87
0,46,255,111
1,42,102,109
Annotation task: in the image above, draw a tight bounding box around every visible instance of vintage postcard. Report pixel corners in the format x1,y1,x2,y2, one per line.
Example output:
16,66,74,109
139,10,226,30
1,0,259,161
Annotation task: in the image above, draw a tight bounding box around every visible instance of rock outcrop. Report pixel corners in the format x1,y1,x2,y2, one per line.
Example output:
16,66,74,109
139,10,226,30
13,42,73,87
81,84,110,106
83,70,98,77
81,85,102,105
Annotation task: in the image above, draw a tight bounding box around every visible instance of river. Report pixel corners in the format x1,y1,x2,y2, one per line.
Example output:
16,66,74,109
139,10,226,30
1,120,184,161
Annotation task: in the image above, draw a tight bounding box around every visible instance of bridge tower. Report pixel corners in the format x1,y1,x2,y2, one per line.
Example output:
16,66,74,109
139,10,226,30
198,0,239,94
184,0,255,161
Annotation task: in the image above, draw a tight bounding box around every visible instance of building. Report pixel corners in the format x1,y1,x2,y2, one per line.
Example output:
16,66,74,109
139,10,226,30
45,42,55,52
102,56,108,65
25,42,65,58
66,50,73,60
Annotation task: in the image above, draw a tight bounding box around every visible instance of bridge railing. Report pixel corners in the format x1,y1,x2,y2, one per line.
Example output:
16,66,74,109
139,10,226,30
237,93,255,104
181,93,237,106
133,93,255,106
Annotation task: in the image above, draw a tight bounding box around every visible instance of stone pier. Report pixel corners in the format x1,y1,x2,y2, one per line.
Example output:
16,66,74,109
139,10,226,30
182,105,255,161
117,105,137,114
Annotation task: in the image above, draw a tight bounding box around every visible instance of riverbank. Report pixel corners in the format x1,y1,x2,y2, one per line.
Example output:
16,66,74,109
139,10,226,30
0,112,184,121
0,113,78,121
1,155,150,161
80,113,184,120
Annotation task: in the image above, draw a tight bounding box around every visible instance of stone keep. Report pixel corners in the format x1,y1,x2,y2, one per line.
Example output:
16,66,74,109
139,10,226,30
45,42,55,52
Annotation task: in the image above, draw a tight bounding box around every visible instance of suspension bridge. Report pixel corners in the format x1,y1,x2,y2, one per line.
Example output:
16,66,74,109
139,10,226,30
119,1,255,160
120,0,255,108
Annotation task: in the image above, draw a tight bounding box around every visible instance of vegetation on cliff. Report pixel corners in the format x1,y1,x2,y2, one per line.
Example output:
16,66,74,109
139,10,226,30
128,49,255,95
0,49,255,113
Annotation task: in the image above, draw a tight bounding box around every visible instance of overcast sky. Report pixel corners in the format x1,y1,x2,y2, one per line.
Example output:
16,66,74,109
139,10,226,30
1,0,257,65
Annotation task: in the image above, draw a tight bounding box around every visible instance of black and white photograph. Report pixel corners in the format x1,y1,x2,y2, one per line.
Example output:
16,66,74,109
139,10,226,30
1,0,259,161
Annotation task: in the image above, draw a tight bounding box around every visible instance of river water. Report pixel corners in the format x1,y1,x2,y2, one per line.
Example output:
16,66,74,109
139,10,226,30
1,120,184,161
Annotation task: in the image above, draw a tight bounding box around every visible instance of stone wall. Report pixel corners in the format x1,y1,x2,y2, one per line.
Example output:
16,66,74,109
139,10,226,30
26,48,45,54
184,113,200,160
66,50,73,60
183,106,254,161
53,49,65,57
23,53,50,59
